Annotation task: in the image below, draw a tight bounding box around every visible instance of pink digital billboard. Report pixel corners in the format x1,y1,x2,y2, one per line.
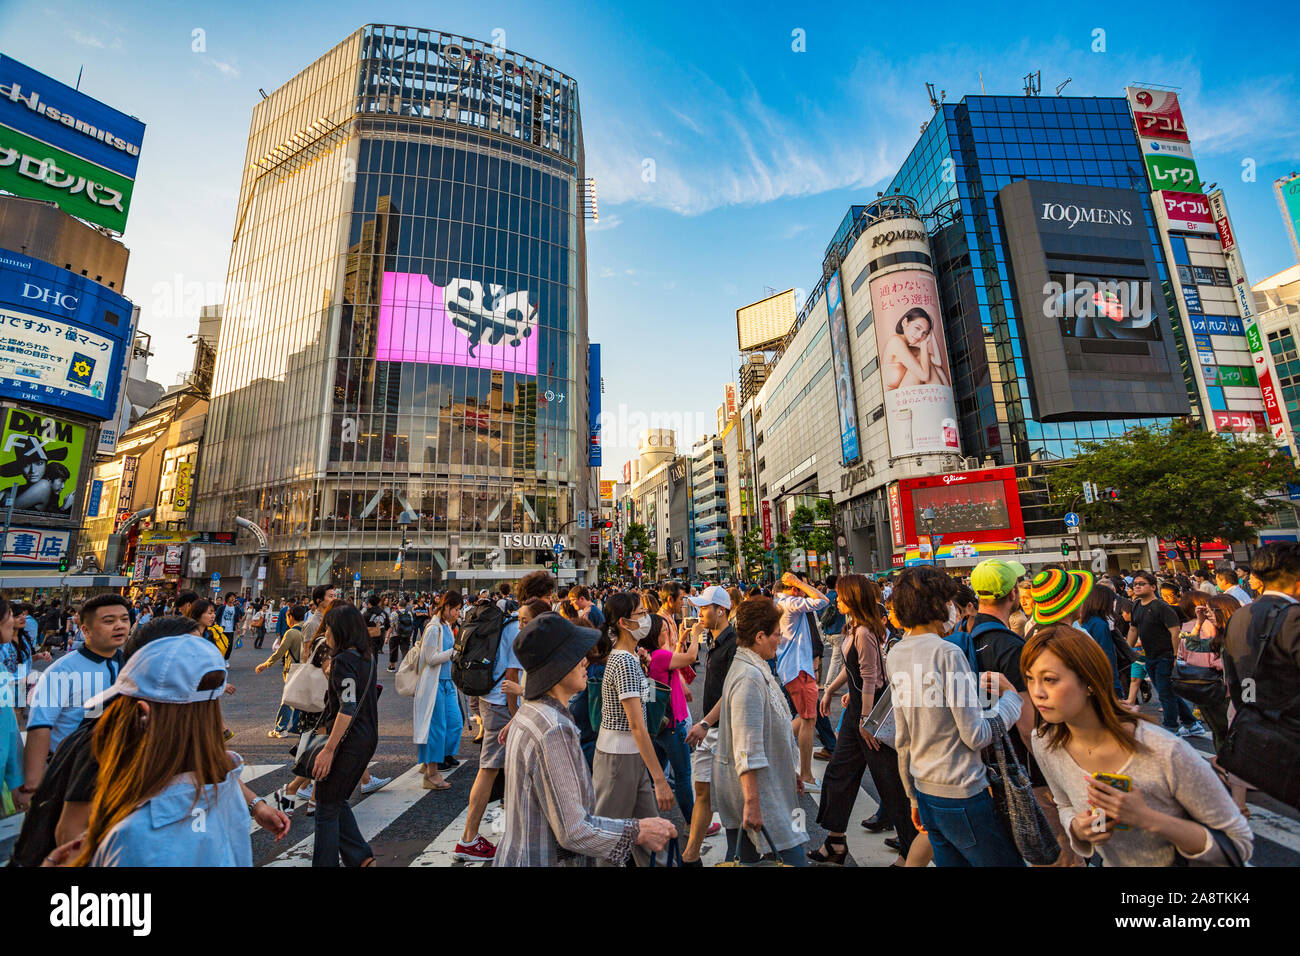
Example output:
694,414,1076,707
376,271,539,374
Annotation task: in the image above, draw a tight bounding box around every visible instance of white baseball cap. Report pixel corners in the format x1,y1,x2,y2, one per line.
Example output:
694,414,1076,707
688,585,732,610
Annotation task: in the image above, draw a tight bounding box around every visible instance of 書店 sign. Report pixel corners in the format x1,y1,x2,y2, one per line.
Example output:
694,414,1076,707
2,526,70,567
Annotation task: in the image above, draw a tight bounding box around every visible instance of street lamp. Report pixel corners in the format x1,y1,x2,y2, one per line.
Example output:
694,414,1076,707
397,511,413,596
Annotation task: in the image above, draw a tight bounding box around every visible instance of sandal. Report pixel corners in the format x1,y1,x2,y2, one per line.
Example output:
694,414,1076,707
423,776,451,790
807,840,848,865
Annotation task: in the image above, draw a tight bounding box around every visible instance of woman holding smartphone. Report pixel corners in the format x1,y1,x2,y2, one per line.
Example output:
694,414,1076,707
1024,625,1251,867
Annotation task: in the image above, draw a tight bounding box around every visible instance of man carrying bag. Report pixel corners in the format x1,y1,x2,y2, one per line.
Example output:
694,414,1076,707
1220,542,1300,810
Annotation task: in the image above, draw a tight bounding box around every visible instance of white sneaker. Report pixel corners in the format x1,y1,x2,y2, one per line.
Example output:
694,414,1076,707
294,782,314,802
801,778,822,794
360,774,391,795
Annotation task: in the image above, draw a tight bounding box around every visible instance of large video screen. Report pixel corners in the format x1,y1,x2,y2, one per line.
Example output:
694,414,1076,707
1046,271,1159,342
910,480,1011,536
377,271,539,374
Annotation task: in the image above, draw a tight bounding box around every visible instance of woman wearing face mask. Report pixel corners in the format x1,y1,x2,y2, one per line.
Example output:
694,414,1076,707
414,591,464,790
591,591,674,866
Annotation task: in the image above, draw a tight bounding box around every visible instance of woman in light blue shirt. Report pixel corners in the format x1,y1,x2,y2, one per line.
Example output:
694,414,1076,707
65,634,256,866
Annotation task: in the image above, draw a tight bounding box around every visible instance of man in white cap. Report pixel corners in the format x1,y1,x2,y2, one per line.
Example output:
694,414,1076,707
680,585,734,866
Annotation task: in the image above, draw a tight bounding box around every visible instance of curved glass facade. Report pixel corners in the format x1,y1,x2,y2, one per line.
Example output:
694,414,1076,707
195,26,590,595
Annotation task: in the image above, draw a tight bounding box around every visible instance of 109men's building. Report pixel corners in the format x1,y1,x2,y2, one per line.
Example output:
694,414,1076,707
194,26,598,595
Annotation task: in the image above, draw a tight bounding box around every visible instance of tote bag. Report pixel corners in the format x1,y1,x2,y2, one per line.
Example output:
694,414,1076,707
281,662,328,713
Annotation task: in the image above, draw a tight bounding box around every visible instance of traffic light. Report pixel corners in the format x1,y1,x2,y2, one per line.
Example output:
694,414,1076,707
552,562,559,575
58,556,69,572
1060,539,1071,557
1101,487,1120,501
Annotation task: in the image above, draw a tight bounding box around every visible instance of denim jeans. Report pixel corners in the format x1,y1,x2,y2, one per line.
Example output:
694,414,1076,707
814,712,837,752
654,718,694,820
914,788,1026,867
724,828,808,866
312,799,373,867
1146,654,1196,730
273,703,301,734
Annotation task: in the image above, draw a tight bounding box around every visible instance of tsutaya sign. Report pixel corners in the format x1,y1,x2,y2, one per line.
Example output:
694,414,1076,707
500,532,569,549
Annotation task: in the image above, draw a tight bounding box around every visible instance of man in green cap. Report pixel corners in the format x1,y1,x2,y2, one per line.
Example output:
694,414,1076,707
968,558,1076,864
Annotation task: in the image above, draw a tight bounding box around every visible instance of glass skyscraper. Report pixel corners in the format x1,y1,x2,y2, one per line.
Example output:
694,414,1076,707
195,26,592,594
884,96,1184,467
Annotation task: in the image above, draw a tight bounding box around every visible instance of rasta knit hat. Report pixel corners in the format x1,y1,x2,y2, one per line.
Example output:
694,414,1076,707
1028,568,1093,625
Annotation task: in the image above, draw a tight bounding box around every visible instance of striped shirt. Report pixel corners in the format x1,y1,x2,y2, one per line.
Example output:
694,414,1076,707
494,695,639,867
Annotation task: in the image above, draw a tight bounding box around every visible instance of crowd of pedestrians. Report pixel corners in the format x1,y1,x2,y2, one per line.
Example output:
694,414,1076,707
2,539,1296,869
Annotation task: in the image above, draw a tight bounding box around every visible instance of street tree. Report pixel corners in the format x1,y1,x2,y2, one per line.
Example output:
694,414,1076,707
1051,420,1299,567
722,531,738,575
740,528,766,581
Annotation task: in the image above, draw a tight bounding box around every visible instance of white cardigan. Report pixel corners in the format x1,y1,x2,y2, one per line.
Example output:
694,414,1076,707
413,621,457,744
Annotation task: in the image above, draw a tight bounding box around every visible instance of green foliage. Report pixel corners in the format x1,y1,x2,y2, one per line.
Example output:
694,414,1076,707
722,531,738,569
1051,420,1298,563
740,528,766,579
775,532,793,573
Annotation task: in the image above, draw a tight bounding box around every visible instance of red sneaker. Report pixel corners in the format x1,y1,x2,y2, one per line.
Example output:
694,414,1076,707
453,835,497,862
706,821,722,837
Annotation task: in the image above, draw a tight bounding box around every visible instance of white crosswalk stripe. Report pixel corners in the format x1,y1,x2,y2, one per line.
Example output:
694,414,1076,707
263,761,465,866
409,800,502,866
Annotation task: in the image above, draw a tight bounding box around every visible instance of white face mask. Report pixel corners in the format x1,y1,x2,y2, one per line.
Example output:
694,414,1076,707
944,603,960,635
628,614,652,640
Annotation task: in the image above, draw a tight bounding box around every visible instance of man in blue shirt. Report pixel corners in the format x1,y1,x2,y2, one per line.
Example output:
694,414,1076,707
18,593,129,802
455,570,556,863
774,571,829,792
217,592,244,655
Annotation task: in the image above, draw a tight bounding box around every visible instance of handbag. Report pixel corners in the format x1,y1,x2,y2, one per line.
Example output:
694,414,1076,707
860,639,894,748
714,826,792,867
395,640,422,697
1173,826,1246,867
644,678,673,736
282,660,329,713
292,655,375,779
647,837,682,868
1171,660,1226,707
983,715,1061,865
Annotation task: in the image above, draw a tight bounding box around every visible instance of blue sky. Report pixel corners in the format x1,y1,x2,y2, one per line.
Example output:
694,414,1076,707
3,0,1298,479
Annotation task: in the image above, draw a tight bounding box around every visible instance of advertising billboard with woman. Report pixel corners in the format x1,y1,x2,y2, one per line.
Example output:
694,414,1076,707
870,269,960,457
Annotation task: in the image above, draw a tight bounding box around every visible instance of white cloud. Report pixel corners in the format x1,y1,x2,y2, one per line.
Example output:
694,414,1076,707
586,212,622,232
205,57,241,79
68,30,105,49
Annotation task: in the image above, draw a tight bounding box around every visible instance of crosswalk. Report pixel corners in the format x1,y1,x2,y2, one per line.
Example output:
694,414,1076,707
5,749,1300,867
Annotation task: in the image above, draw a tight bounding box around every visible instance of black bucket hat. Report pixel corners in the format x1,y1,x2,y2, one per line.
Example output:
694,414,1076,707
513,611,600,700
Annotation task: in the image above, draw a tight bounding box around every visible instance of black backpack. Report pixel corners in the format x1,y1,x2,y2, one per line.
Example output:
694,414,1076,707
452,603,516,697
8,718,96,867
1219,599,1300,810
396,610,415,638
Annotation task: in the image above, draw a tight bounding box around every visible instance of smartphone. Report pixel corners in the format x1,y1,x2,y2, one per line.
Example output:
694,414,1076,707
1092,772,1132,830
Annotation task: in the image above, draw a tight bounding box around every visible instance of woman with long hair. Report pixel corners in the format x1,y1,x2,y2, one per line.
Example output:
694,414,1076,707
415,590,464,790
1079,585,1124,698
809,575,915,864
1024,625,1251,867
71,635,250,865
309,604,380,867
639,612,700,821
1177,592,1238,751
591,591,673,866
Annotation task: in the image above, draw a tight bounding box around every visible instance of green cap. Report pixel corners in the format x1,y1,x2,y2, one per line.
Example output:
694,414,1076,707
970,558,1027,599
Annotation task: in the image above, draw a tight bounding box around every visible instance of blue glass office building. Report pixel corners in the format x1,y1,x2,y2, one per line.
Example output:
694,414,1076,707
882,95,1191,466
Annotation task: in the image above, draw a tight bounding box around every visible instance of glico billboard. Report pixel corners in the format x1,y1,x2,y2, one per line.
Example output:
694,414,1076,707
897,466,1024,550
0,248,131,421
